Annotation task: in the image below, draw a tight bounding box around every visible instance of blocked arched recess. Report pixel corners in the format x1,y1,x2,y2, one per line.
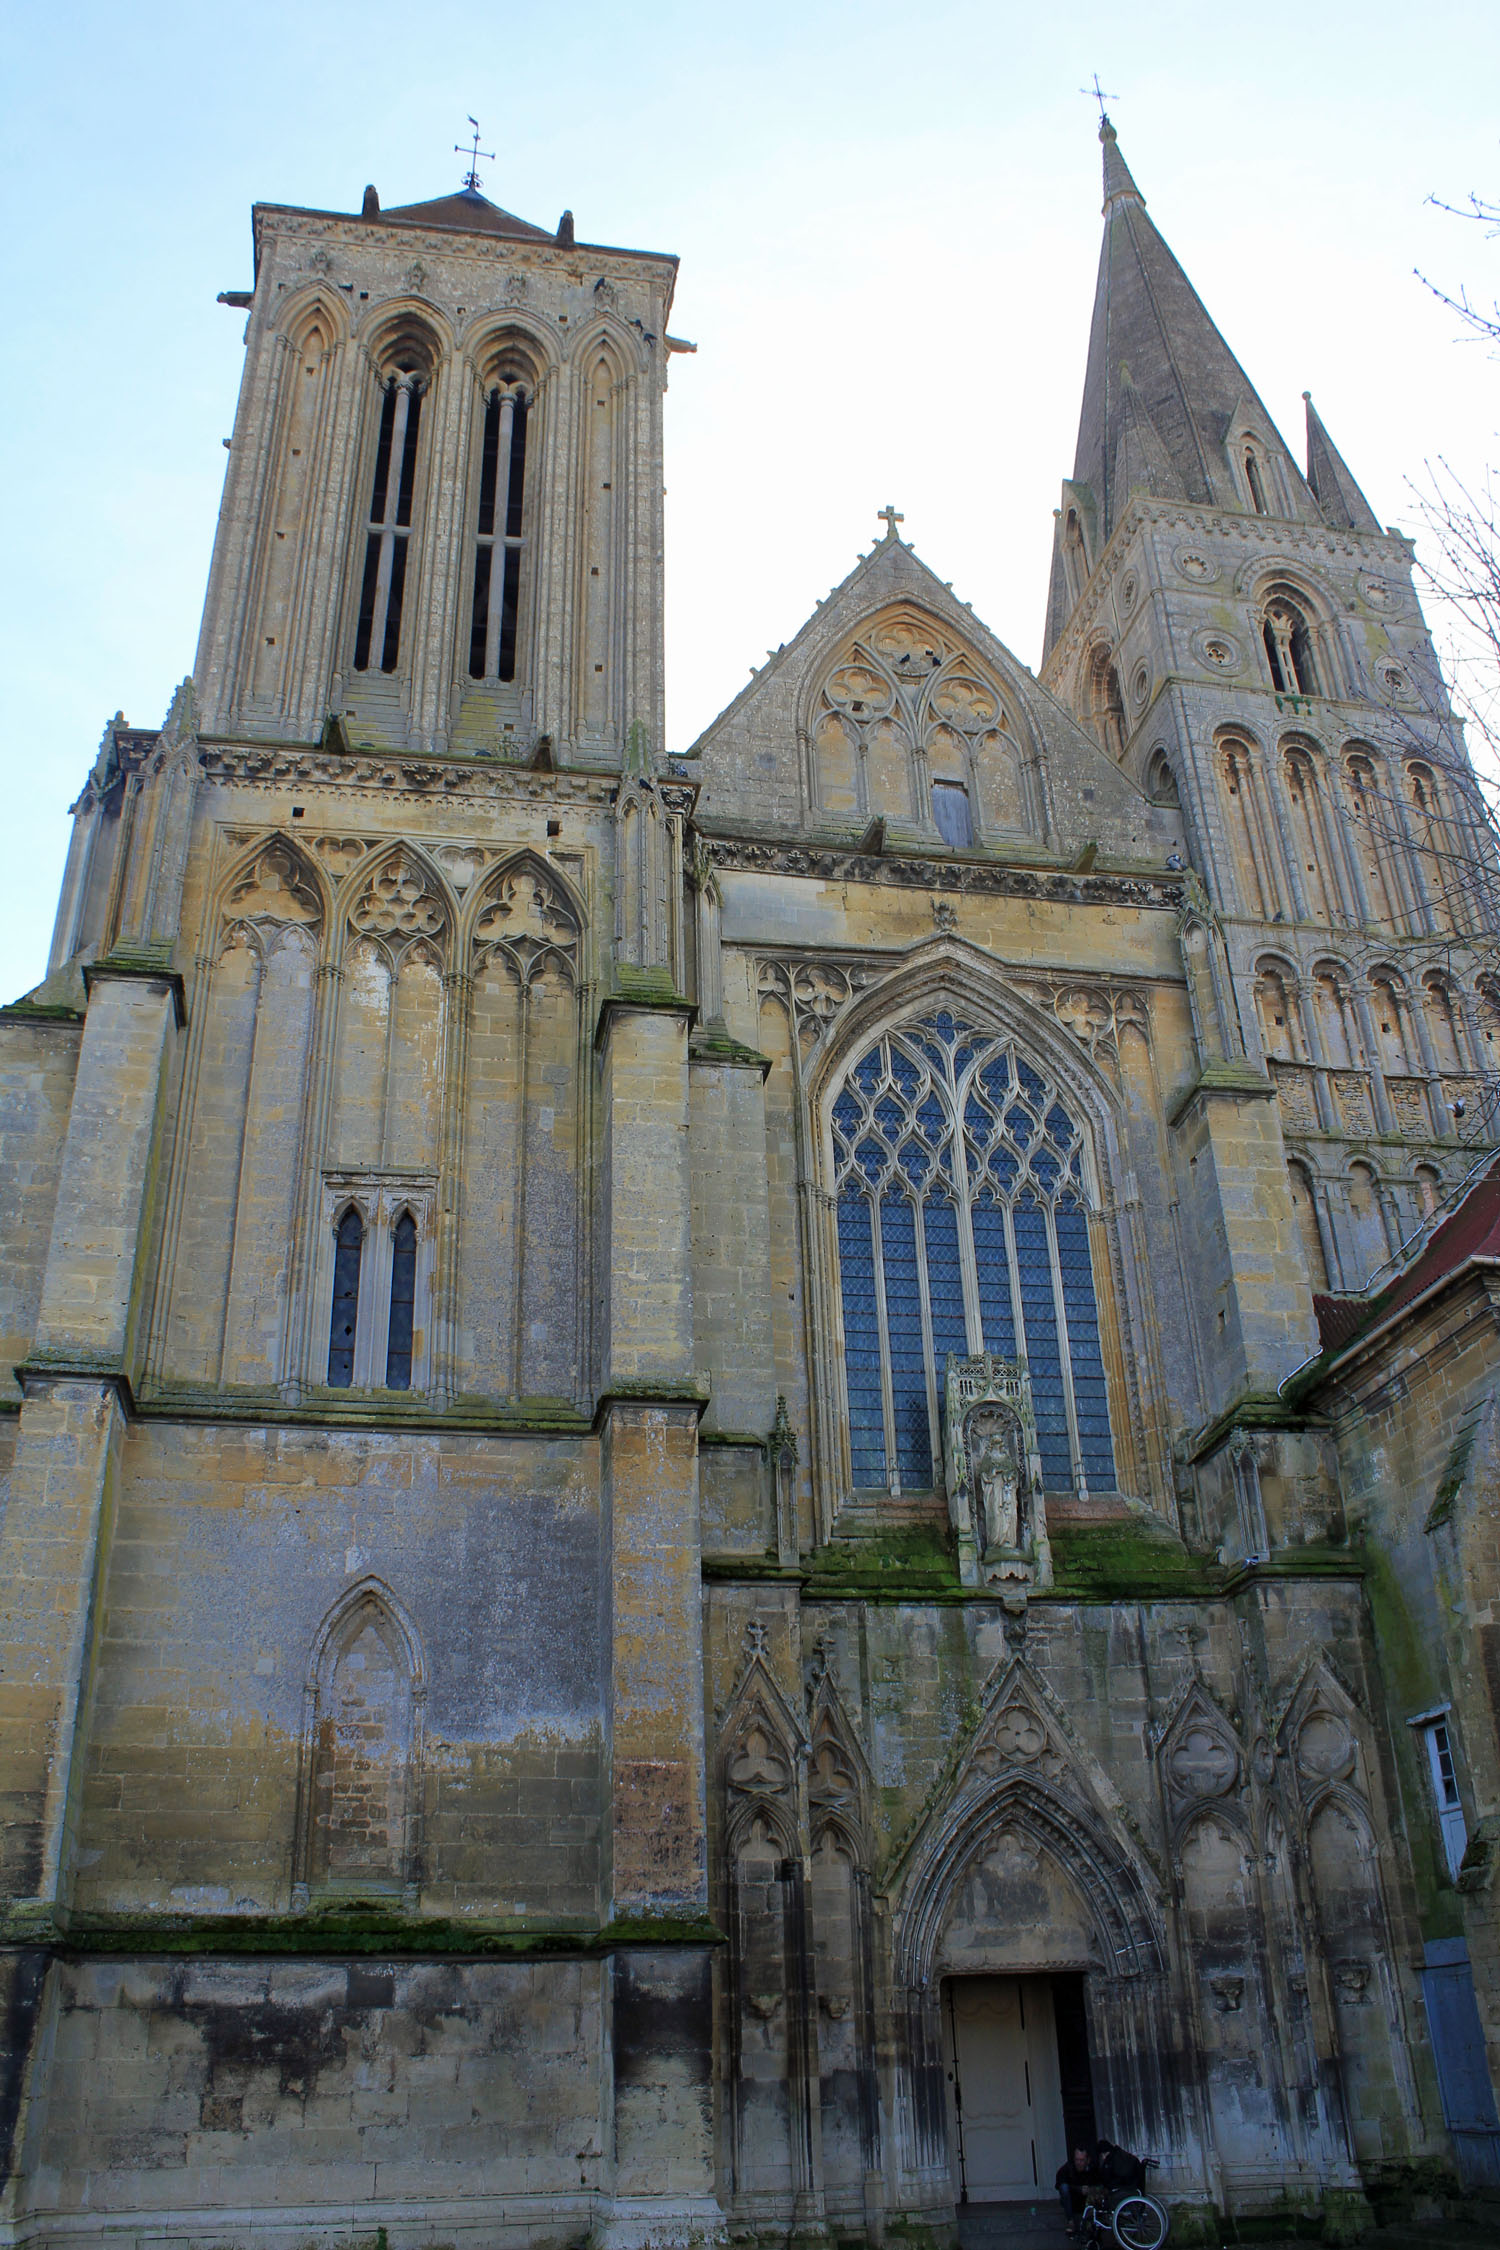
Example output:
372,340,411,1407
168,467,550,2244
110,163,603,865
237,288,354,722
798,600,1052,844
147,832,332,1391
290,1575,426,1910
451,848,590,1406
889,1770,1181,2186
567,323,639,752
326,839,458,1175
796,936,1168,1534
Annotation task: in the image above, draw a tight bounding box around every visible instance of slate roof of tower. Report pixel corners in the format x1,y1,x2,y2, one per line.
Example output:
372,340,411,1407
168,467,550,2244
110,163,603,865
377,187,556,243
1072,119,1296,542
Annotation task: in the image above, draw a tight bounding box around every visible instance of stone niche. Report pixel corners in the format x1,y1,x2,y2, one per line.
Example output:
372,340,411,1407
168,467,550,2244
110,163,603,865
942,1352,1053,1591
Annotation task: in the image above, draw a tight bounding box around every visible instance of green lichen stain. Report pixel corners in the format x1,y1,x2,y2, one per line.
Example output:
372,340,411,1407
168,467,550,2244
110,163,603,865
805,1521,956,1596
1361,1540,1462,1940
1047,1515,1214,1599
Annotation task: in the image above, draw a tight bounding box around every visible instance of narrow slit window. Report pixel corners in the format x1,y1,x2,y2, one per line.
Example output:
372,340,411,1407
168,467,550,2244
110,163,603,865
354,371,424,674
829,1014,1117,1497
385,1209,417,1391
468,384,530,683
1245,450,1269,514
1417,1716,1469,1880
328,1207,364,1387
932,780,974,849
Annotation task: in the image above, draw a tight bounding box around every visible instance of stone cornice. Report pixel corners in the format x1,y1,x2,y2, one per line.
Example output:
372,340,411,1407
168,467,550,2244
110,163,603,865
252,204,678,285
199,739,622,806
707,835,1182,912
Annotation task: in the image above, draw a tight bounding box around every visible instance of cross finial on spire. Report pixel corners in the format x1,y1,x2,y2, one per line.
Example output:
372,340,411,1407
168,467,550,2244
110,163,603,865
454,116,495,194
878,503,904,541
1081,73,1118,126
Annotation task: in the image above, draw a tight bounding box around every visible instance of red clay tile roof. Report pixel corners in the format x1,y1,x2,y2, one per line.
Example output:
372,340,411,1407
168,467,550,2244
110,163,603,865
1315,1159,1500,1355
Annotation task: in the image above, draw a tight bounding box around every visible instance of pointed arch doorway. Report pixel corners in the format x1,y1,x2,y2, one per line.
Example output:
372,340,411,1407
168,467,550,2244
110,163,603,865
943,1973,1096,2204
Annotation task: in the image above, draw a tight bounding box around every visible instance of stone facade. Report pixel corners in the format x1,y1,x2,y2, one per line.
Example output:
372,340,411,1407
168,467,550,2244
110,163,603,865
1,124,1497,2249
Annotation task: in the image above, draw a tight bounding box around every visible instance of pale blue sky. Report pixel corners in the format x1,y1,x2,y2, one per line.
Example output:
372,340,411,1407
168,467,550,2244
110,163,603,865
4,0,1497,997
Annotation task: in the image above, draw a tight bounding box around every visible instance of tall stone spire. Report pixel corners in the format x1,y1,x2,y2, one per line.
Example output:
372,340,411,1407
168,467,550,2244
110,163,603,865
1303,391,1381,532
1070,117,1308,547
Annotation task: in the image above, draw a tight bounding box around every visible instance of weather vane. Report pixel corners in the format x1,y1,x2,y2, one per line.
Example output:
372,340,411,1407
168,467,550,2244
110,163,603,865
1080,74,1118,123
455,116,495,193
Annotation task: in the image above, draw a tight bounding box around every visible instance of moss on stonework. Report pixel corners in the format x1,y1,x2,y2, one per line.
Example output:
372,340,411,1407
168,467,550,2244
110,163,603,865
7,1902,725,1959
804,1521,958,1595
1360,1540,1463,1939
1047,1515,1216,1598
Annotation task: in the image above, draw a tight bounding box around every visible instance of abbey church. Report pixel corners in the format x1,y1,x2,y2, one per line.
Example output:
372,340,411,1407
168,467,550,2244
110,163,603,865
6,115,1500,2248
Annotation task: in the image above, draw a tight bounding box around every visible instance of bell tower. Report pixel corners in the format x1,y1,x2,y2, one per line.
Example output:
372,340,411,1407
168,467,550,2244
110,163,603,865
1039,116,1495,1304
195,170,681,764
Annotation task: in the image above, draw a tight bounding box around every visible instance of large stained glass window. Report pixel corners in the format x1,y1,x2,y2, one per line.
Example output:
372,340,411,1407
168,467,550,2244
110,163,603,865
829,1010,1116,1496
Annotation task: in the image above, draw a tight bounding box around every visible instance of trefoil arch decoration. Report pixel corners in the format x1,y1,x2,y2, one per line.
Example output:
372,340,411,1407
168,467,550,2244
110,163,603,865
806,604,1041,842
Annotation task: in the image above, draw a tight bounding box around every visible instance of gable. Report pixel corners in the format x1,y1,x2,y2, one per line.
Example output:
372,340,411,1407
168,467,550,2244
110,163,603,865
680,533,1180,867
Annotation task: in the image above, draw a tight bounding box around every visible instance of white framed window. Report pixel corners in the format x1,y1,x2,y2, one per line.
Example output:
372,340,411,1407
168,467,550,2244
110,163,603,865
317,1174,437,1393
1412,1708,1468,1880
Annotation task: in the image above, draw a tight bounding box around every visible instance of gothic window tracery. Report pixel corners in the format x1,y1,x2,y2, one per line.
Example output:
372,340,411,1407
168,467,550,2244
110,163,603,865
811,613,1024,835
829,1011,1116,1497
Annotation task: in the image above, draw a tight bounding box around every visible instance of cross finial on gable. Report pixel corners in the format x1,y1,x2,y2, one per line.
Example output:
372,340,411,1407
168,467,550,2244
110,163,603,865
878,503,905,542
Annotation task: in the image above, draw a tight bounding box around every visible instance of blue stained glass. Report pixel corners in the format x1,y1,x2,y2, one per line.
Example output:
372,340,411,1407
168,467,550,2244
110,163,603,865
1055,1201,1116,1487
1005,1104,1036,1146
930,1011,957,1044
881,1195,931,1484
924,1197,968,1369
971,1195,1017,1357
899,1139,931,1184
1033,1148,1061,1191
833,1091,861,1137
953,1043,977,1080
875,1096,904,1134
988,1146,1019,1192
964,1095,992,1141
1017,1060,1046,1104
856,1138,885,1181
918,1093,946,1142
853,1047,883,1093
1045,1103,1075,1144
1014,1198,1070,1487
890,1048,920,1095
837,1192,886,1485
1069,1150,1082,1179
979,1054,1010,1102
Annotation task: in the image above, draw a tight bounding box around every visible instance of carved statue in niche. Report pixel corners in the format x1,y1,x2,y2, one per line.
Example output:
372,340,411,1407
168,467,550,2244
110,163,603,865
943,1354,1051,1592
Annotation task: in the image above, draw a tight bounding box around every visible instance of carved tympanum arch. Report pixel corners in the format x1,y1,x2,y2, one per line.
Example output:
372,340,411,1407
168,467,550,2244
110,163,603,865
898,1778,1166,1990
805,954,1149,1512
806,605,1038,840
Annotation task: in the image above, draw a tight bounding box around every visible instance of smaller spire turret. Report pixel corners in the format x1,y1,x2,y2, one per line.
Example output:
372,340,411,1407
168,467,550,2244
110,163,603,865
1303,392,1381,534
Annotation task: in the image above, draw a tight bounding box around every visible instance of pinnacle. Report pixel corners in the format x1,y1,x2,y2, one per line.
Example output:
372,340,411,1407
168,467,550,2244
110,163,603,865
1099,114,1145,211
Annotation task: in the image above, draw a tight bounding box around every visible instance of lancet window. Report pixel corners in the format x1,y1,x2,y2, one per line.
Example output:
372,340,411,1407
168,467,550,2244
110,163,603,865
323,1186,435,1393
468,379,530,683
1263,592,1319,698
830,1011,1116,1498
354,365,426,674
